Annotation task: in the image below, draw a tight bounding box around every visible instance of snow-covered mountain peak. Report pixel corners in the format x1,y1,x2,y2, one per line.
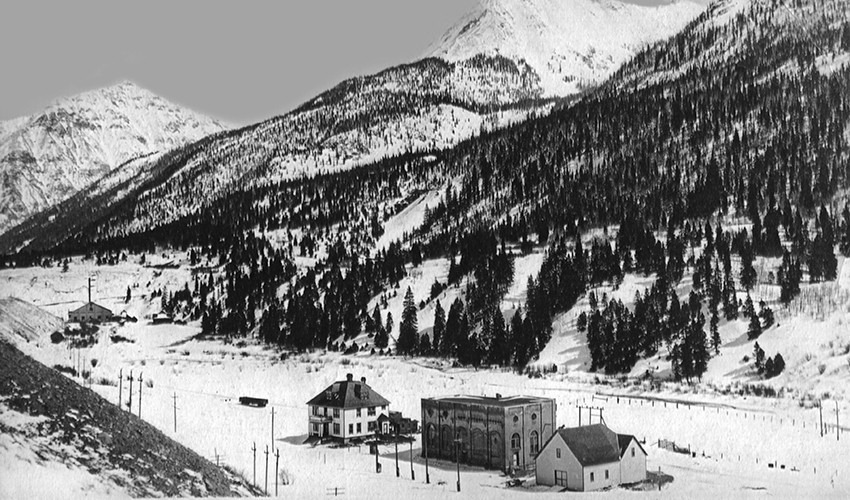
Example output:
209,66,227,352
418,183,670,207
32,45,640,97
0,82,228,236
427,0,706,96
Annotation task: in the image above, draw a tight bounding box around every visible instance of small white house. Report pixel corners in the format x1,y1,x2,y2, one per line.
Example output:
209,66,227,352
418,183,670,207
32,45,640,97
306,373,390,442
535,424,647,491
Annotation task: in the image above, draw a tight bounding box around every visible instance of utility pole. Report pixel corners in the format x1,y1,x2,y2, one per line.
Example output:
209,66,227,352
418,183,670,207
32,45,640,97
455,439,461,492
837,402,840,442
252,442,257,487
172,392,178,433
395,428,400,477
128,370,133,414
271,407,275,451
820,401,824,437
275,448,280,496
137,372,143,419
425,434,430,484
118,368,123,409
409,439,414,480
264,445,269,496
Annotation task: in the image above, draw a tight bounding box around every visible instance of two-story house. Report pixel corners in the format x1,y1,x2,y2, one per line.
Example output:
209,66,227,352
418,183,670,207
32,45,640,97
307,373,390,442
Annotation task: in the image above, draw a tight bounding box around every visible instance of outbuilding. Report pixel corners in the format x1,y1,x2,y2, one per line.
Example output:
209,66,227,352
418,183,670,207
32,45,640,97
535,423,646,491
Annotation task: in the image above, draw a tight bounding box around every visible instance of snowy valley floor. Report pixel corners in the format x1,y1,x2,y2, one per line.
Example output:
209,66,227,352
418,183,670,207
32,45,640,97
2,258,850,498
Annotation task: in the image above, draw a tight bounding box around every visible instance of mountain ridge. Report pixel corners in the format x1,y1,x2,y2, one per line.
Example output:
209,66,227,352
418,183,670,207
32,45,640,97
426,0,706,96
0,81,228,235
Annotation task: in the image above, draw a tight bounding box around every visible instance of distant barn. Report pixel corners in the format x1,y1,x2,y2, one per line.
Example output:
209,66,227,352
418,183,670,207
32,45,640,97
68,277,113,323
68,302,114,323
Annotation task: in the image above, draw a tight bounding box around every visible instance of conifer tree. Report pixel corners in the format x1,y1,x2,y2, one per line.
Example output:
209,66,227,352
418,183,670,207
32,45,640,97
739,241,757,291
419,333,432,355
778,251,801,304
753,342,765,373
710,307,721,354
488,308,509,366
432,300,445,356
374,312,390,349
509,308,524,367
747,310,762,340
759,300,775,329
397,287,419,355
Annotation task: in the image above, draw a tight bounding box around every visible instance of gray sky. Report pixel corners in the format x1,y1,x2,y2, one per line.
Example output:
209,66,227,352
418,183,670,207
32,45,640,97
0,0,687,125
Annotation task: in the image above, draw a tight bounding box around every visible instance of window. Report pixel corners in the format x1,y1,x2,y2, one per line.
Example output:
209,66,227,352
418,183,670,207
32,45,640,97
349,424,354,434
333,408,340,418
590,472,595,482
312,406,320,416
312,423,318,433
511,433,521,449
513,415,519,424
530,431,539,454
368,407,376,416
631,447,635,457
357,423,362,433
368,421,376,432
333,423,340,434
531,413,537,421
357,408,362,417
556,448,561,459
555,470,568,487
323,407,328,416
605,469,609,480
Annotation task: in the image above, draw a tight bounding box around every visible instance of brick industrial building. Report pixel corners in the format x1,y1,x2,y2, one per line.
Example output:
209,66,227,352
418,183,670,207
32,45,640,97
421,394,556,473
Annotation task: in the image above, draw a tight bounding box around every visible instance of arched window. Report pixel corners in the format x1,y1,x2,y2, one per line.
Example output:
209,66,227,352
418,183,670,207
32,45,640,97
511,433,521,449
530,431,539,454
427,424,438,447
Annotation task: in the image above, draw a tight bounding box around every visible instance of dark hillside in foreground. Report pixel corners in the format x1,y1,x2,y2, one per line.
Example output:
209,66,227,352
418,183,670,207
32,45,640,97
0,339,260,497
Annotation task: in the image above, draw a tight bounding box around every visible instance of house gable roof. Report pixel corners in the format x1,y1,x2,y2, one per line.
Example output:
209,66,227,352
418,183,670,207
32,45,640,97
69,302,113,315
552,424,621,466
306,374,390,409
617,434,647,458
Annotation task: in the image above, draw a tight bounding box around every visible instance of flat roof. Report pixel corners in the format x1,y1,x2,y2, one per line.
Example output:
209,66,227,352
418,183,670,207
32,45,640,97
423,395,553,408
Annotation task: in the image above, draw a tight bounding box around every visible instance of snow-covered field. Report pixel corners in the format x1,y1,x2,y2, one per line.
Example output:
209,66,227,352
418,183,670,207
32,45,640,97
2,259,850,498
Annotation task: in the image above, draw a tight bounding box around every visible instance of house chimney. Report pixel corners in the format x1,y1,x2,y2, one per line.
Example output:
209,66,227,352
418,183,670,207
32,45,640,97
495,393,502,400
361,377,366,383
346,373,353,381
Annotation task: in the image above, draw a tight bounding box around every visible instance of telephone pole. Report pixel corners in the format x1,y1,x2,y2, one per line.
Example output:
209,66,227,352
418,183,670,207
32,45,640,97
172,392,178,433
275,448,280,496
128,370,133,413
252,442,257,487
271,407,275,451
395,429,400,477
264,445,269,495
837,402,840,442
425,435,430,484
820,401,824,437
118,368,123,409
137,372,143,419
409,439,415,480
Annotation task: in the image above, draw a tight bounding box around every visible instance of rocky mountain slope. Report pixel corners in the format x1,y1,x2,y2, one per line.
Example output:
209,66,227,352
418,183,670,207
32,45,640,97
427,0,705,96
0,82,228,235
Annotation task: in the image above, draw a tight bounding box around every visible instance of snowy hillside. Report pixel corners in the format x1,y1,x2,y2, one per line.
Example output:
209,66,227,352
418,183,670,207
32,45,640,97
0,82,228,235
0,58,553,254
427,0,705,96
